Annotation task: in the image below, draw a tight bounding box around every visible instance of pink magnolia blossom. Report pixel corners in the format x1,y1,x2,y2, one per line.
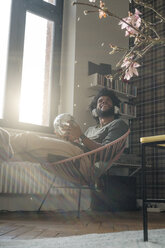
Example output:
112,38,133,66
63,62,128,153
119,8,142,37
99,1,107,19
121,56,140,80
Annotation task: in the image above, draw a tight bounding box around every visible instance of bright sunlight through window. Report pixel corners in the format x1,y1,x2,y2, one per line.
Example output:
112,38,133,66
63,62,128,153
0,0,12,119
43,0,56,5
19,12,54,126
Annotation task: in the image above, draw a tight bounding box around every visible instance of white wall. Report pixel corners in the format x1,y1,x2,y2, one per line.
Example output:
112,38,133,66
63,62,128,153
59,0,77,115
60,0,129,131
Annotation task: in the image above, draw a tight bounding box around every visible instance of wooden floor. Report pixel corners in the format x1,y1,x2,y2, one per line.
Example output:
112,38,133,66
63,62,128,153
0,210,165,240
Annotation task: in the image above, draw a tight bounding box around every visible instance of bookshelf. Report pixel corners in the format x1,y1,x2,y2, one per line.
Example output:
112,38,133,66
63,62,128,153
88,73,137,119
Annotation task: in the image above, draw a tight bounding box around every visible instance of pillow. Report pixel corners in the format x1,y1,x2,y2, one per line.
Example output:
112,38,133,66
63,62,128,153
0,128,14,161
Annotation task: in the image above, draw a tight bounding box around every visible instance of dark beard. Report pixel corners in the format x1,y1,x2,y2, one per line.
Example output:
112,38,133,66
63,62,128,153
96,106,114,118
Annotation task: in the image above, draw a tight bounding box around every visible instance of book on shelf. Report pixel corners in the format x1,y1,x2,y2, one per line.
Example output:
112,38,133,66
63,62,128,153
88,73,137,97
88,73,104,86
119,102,136,117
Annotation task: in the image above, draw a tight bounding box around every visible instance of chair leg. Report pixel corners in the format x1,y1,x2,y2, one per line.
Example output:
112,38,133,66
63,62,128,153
142,144,148,241
77,188,82,218
38,176,56,212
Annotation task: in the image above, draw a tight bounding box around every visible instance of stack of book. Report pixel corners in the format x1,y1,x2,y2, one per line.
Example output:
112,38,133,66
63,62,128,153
88,73,137,97
119,102,136,117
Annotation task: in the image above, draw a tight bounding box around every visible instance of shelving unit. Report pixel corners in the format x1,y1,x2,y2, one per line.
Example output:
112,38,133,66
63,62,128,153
89,84,136,99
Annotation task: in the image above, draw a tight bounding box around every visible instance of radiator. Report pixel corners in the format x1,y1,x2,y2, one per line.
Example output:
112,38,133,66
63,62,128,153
0,161,78,195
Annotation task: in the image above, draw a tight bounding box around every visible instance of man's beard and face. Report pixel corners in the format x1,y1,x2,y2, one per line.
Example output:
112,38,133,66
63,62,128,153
96,106,114,118
96,96,114,118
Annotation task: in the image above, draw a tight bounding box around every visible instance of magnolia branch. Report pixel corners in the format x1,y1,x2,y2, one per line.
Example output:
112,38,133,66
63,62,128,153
132,0,165,22
73,1,148,39
73,1,165,80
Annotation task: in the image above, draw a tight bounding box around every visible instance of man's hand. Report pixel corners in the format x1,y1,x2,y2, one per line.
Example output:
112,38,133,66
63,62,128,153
67,121,83,142
54,121,82,142
55,120,102,150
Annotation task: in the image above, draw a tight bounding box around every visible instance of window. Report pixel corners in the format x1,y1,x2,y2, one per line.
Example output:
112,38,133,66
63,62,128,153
0,0,12,119
19,12,53,126
43,0,56,5
0,0,63,133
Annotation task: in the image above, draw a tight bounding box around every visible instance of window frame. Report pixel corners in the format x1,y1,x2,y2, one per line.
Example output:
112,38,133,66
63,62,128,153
0,0,63,133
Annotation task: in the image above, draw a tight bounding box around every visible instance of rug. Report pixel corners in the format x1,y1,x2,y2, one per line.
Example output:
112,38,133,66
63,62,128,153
0,229,165,248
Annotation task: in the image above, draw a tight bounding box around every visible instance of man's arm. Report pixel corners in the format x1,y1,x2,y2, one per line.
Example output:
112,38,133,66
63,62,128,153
63,119,129,151
67,123,102,150
79,134,102,150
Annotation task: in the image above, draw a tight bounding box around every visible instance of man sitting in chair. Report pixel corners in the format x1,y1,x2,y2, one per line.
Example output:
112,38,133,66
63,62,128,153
0,88,128,163
61,88,129,152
